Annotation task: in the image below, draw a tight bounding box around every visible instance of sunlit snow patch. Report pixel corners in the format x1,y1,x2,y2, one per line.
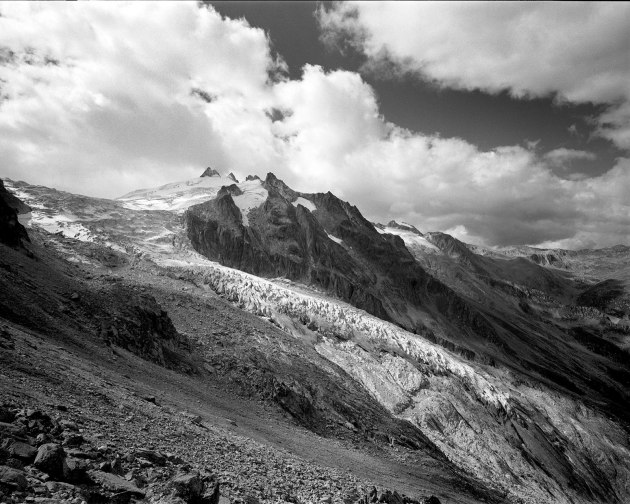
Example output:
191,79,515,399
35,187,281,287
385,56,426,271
327,233,342,245
232,179,268,226
118,175,269,224
292,196,316,212
383,225,440,252
118,175,228,213
34,213,95,242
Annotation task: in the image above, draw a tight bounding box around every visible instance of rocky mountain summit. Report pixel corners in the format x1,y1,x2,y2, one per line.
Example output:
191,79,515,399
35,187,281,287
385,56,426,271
201,168,221,178
185,173,497,341
1,173,629,504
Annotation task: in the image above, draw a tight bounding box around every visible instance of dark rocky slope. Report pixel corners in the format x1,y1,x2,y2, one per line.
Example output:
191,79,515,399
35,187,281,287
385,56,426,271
0,227,501,503
0,179,30,249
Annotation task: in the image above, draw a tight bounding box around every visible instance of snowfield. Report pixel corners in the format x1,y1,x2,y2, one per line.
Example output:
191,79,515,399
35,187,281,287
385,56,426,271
118,174,268,226
232,179,268,226
376,223,441,253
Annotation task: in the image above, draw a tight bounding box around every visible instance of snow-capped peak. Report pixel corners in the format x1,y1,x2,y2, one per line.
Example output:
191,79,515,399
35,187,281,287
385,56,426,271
117,174,268,226
386,220,423,235
377,221,440,253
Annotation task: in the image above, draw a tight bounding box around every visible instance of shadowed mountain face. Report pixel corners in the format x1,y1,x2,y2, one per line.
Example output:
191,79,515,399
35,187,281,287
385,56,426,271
185,173,630,429
185,174,499,345
0,178,30,249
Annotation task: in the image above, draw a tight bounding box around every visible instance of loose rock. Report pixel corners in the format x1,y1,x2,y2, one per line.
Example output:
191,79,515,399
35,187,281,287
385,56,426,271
87,469,146,497
0,464,28,491
33,443,65,478
7,441,38,463
170,471,205,502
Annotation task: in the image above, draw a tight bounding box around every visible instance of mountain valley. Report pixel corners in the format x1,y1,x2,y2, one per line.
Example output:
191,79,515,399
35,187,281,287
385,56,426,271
1,170,629,504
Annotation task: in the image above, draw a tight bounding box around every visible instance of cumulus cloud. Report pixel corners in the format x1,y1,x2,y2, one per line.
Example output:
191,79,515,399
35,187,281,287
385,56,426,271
318,2,630,149
0,2,285,196
0,3,628,249
271,65,629,248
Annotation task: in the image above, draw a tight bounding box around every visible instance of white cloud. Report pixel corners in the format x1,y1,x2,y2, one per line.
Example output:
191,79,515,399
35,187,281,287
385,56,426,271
0,3,628,249
319,2,630,149
272,66,629,247
0,2,284,197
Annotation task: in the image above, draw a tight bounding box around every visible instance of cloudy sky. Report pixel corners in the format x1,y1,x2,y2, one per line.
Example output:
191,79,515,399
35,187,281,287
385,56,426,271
1,2,629,249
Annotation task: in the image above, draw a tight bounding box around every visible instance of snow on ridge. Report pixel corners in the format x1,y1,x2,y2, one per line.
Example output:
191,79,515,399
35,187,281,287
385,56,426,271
397,221,415,230
383,225,441,252
118,175,269,219
118,175,228,212
292,196,317,212
327,233,342,245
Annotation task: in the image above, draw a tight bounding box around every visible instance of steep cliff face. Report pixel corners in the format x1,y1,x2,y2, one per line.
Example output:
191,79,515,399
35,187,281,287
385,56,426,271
0,179,30,249
99,285,188,369
185,176,391,321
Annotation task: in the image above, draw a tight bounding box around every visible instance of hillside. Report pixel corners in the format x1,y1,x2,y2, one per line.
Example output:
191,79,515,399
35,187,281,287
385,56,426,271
1,173,629,504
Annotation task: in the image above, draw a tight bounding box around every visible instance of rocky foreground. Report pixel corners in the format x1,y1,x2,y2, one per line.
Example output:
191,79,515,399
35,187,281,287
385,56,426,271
0,400,441,504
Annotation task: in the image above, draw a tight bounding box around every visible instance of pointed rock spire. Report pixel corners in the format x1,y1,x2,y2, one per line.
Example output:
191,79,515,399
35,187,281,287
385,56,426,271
201,167,220,178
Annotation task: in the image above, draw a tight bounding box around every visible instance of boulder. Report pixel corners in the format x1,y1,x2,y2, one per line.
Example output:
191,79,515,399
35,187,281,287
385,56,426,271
62,432,83,447
0,464,27,491
0,422,25,438
203,481,220,504
170,471,204,502
7,441,37,463
0,407,14,423
59,420,79,431
33,443,65,477
63,456,89,483
134,448,166,466
87,469,146,497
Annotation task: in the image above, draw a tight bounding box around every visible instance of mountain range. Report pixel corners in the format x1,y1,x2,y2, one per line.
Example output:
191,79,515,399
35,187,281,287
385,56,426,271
0,169,628,504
